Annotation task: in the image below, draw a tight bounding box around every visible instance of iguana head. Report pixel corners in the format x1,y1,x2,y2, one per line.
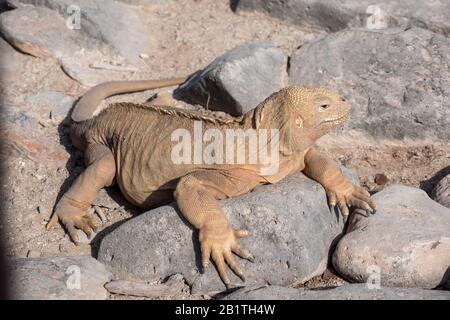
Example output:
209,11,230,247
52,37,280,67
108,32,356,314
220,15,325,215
283,86,350,136
253,86,351,153
255,86,350,132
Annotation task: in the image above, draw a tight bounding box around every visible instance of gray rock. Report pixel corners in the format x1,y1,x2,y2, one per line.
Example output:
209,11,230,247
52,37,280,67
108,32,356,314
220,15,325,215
0,6,87,61
0,37,29,81
8,0,148,64
1,105,39,130
432,173,450,209
104,274,186,298
0,5,134,86
290,27,450,143
114,0,172,5
60,56,134,87
233,0,450,36
0,105,68,163
333,184,450,289
223,284,450,300
175,43,288,116
25,91,74,120
98,168,358,294
9,256,113,300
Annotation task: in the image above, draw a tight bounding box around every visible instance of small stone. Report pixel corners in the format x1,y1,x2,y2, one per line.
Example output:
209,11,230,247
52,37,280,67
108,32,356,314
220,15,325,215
374,173,390,186
175,43,288,116
58,243,67,253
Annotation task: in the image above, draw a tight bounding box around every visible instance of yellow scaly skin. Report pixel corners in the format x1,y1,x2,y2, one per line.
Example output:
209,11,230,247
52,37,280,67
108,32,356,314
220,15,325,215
47,84,376,288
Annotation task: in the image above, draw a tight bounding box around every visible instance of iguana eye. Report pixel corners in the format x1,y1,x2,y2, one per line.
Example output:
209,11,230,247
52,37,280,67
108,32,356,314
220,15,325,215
320,104,330,110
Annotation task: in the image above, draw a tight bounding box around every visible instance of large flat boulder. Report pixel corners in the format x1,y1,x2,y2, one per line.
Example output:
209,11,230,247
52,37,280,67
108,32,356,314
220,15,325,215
233,0,450,36
1,1,148,85
290,27,450,143
174,43,287,116
0,6,88,61
25,91,74,121
7,0,148,64
98,168,357,294
223,284,450,300
333,184,450,289
9,256,113,300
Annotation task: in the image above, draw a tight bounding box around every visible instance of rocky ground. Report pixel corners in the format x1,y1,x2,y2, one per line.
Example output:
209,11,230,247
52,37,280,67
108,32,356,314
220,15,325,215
1,0,449,300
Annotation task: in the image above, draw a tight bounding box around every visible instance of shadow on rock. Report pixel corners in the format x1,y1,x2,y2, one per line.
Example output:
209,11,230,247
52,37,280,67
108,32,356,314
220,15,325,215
420,165,450,194
437,266,450,290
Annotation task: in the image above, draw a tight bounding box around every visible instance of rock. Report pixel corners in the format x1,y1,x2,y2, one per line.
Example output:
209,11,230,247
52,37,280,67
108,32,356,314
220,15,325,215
9,0,149,64
58,243,68,253
0,109,69,163
98,168,358,294
0,37,29,82
1,105,39,130
0,6,86,60
105,274,186,298
0,0,9,11
0,3,145,86
290,27,450,143
25,91,74,120
9,256,113,300
114,0,170,5
233,0,450,36
60,53,145,87
432,173,450,209
333,184,450,289
223,284,450,300
374,173,390,186
174,43,288,116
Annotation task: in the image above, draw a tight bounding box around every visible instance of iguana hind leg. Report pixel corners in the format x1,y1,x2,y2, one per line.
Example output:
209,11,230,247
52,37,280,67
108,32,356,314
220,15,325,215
47,144,116,244
174,169,264,287
303,146,376,220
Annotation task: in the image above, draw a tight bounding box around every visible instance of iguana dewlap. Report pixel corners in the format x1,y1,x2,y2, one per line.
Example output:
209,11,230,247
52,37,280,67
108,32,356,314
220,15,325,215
47,78,376,288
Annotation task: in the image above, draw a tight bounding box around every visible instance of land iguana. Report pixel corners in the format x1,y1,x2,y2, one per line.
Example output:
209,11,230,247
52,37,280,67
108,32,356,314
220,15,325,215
47,78,376,287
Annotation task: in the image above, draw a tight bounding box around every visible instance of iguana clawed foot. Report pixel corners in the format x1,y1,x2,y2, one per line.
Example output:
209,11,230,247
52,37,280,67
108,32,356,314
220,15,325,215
199,221,254,286
326,183,376,220
46,195,99,245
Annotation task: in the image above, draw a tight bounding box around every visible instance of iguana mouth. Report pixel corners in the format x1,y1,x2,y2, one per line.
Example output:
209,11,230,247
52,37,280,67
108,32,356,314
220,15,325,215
323,113,348,125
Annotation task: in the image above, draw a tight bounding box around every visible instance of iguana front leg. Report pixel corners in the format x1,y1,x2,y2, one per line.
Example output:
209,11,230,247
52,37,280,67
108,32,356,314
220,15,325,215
174,169,264,287
47,144,116,244
303,146,376,219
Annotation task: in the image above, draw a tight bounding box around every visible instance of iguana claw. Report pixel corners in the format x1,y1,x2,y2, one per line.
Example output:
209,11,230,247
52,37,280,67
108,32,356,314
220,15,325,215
326,184,376,219
46,195,99,245
199,224,252,286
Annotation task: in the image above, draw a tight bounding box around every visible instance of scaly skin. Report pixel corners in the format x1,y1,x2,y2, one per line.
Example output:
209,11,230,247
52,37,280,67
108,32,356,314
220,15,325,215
47,81,376,288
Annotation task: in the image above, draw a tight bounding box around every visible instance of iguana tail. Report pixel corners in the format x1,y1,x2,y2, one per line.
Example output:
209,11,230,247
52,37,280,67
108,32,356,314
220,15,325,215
70,77,187,150
71,77,187,122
